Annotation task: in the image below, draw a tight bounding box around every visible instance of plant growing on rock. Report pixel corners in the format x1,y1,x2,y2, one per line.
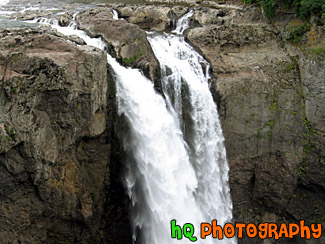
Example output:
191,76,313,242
290,23,309,42
261,0,276,18
244,0,324,19
294,0,324,19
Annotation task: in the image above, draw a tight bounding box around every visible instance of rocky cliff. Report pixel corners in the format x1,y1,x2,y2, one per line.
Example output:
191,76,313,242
185,5,325,243
0,1,324,244
0,27,131,243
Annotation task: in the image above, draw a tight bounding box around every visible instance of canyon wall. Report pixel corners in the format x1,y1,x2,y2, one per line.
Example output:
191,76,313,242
0,2,324,243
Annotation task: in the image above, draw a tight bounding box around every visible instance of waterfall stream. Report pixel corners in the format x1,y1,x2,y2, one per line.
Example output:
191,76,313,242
148,10,234,226
26,9,235,244
147,12,236,244
0,0,9,6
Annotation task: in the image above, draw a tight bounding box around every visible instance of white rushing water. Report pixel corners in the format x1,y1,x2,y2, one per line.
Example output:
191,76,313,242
148,11,236,244
0,0,9,6
111,9,119,20
26,9,235,244
172,9,194,35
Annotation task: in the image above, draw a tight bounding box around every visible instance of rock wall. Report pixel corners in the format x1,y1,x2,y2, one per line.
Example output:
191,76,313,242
185,4,325,244
0,28,131,244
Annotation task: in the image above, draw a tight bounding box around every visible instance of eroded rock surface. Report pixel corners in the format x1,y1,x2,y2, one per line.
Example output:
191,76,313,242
115,4,189,31
0,28,131,244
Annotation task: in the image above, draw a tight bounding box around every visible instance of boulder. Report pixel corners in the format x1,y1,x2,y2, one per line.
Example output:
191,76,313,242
114,4,189,31
56,12,73,27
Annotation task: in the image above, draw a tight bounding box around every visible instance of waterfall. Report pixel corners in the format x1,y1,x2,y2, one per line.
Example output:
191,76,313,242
172,9,194,35
147,10,236,243
114,56,205,244
30,9,235,244
111,9,119,20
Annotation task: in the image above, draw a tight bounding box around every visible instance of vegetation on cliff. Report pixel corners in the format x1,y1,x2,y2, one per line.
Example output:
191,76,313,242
244,0,325,19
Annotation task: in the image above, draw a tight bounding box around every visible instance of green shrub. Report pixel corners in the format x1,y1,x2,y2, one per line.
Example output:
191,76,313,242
294,0,323,18
295,24,308,41
290,23,309,42
244,0,324,19
310,47,325,56
278,0,294,10
261,0,276,18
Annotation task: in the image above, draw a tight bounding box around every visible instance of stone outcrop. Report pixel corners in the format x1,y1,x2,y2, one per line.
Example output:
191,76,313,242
115,4,189,31
57,12,73,27
76,8,162,92
0,28,131,244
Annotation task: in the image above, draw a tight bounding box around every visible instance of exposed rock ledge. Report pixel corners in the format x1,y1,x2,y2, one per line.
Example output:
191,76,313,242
76,8,162,92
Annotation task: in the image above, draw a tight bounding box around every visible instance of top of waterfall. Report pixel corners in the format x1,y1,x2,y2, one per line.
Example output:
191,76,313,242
111,9,119,20
172,9,194,35
0,0,9,6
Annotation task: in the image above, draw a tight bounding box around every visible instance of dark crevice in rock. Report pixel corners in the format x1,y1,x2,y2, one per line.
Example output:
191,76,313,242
104,64,133,244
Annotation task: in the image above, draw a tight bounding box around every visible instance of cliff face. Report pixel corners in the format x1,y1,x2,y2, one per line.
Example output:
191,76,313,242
0,2,324,244
185,4,324,242
0,28,131,244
